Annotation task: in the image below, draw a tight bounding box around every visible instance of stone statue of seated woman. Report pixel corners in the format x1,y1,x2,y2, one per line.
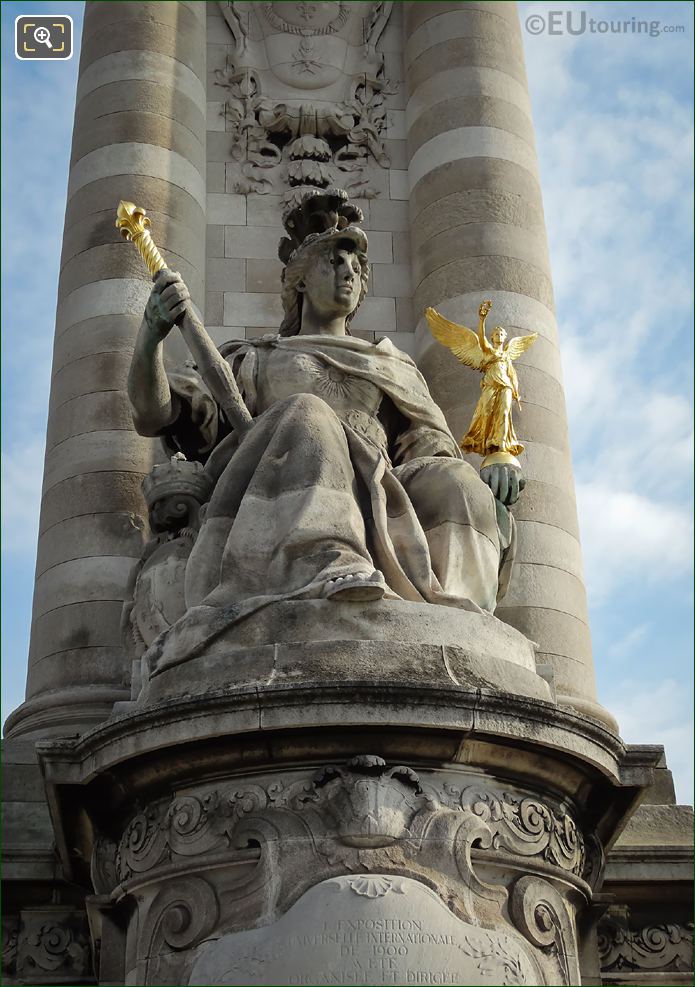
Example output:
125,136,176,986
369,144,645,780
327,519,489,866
123,190,538,700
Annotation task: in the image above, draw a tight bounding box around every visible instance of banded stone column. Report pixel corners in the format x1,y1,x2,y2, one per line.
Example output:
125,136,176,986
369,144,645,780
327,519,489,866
405,1,615,728
5,1,207,739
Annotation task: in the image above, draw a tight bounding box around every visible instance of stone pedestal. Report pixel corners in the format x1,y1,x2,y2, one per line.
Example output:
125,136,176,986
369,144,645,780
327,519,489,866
38,611,654,986
4,5,692,986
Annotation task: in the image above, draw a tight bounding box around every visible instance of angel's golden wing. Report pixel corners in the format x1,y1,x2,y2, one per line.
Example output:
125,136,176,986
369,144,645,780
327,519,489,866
425,307,485,370
505,333,538,361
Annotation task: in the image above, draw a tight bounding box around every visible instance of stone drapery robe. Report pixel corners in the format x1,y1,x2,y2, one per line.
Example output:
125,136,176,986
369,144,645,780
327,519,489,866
151,334,515,672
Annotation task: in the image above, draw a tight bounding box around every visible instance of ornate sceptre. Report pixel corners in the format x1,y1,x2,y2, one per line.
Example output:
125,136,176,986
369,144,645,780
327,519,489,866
115,200,252,434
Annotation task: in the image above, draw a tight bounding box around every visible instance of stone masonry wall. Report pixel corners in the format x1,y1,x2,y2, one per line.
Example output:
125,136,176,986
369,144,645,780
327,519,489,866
204,2,415,354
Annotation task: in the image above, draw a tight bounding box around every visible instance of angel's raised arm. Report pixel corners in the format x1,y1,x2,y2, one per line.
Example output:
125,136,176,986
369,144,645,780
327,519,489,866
477,301,494,355
425,308,486,370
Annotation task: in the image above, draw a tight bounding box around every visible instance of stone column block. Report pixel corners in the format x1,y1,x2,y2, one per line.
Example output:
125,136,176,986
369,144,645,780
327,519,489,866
5,0,208,741
403,0,613,728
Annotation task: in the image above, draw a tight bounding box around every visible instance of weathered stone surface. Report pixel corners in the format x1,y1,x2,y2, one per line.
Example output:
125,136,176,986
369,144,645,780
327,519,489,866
46,390,136,450
616,804,694,848
2,801,54,850
38,471,149,534
7,12,691,987
79,9,205,81
62,181,203,268
411,47,526,115
26,647,128,696
407,67,533,135
414,256,555,313
76,79,205,142
408,95,538,162
406,7,521,63
413,222,551,285
9,0,208,741
189,875,539,986
30,600,125,657
69,110,204,176
37,708,653,986
141,599,548,707
67,142,206,209
410,158,542,225
246,258,283,294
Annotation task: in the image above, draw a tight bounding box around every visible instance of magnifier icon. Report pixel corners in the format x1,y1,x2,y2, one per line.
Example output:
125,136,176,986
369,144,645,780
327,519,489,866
34,26,52,48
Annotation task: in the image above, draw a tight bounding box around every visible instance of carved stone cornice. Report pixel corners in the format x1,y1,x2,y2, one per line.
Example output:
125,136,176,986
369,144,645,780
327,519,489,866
7,909,92,986
598,920,694,973
37,687,656,899
111,757,590,891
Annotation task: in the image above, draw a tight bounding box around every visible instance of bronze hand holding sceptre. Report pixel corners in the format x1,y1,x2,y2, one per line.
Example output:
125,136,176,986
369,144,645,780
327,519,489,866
116,201,252,436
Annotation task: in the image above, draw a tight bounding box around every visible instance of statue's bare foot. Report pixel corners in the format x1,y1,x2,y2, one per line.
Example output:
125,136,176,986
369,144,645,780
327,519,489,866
322,570,386,602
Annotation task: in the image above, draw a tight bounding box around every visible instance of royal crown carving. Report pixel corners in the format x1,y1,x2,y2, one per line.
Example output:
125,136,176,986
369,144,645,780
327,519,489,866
121,453,213,664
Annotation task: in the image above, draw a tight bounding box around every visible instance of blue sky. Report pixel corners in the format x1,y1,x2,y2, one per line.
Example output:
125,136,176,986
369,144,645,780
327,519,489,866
2,2,693,800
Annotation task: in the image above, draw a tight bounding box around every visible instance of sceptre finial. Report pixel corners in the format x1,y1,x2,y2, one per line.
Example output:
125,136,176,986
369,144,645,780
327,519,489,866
115,200,166,278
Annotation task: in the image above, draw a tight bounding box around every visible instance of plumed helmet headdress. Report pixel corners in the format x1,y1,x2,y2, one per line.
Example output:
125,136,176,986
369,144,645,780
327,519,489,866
278,188,370,337
278,187,368,266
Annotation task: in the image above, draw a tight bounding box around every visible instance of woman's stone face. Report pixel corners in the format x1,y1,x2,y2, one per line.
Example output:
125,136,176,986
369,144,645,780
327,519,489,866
300,245,362,318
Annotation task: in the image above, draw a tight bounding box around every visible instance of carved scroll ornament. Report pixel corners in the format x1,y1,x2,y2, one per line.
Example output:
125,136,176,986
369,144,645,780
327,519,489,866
112,758,590,891
598,919,694,973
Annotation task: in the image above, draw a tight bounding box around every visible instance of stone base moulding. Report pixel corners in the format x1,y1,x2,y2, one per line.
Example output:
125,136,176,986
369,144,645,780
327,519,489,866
37,677,659,986
133,598,550,708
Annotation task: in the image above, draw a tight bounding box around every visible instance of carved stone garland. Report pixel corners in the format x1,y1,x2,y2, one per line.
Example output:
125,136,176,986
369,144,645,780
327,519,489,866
10,910,92,985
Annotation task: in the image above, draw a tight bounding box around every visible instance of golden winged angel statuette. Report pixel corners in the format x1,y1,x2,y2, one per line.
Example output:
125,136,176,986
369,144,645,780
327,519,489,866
425,300,537,469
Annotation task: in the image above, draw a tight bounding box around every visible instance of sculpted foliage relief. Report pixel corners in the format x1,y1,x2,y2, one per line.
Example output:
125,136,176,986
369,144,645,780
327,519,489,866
215,2,396,200
112,758,589,887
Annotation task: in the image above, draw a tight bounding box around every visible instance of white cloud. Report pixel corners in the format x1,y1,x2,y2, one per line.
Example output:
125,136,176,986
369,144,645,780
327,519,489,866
563,331,693,485
606,678,694,804
577,482,692,602
519,2,694,614
1,438,45,557
607,623,650,660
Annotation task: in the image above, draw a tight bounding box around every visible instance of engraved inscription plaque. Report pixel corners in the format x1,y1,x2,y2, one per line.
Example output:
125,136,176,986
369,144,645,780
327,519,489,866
189,875,539,986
